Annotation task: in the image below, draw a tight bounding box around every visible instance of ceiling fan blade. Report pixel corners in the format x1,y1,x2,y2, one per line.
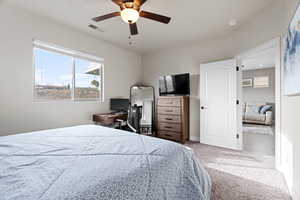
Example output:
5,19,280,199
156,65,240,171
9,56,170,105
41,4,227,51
140,11,171,24
111,0,135,5
129,23,138,35
111,0,124,6
92,12,120,22
135,0,147,6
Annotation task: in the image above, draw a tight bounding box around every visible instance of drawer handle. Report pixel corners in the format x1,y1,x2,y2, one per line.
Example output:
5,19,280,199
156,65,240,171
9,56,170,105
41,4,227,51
164,126,172,129
165,110,173,112
165,134,173,137
165,118,173,120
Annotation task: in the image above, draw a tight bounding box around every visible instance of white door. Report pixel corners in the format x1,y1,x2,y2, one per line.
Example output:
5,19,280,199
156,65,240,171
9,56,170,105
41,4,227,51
200,59,238,150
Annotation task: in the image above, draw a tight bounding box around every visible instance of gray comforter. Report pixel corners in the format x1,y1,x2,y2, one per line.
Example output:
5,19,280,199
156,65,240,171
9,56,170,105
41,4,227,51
0,125,211,200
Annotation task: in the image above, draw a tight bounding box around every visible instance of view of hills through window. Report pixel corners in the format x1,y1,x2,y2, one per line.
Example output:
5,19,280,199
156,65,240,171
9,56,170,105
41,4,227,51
74,58,101,100
34,48,102,101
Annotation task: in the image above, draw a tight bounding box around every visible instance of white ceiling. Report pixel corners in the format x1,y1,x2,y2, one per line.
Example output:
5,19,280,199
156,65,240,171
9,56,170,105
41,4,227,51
242,47,276,70
3,0,275,53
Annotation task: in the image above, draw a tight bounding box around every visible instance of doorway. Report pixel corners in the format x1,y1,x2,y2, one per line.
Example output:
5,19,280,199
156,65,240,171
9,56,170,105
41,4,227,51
199,38,282,167
199,59,238,150
237,38,282,167
241,47,276,155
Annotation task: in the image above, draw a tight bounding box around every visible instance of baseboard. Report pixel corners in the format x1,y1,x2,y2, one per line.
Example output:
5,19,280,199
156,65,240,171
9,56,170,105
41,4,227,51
292,188,299,200
278,164,299,200
189,136,200,142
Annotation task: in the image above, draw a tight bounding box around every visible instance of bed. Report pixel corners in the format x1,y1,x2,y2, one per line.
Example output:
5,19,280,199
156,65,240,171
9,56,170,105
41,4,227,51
0,125,211,200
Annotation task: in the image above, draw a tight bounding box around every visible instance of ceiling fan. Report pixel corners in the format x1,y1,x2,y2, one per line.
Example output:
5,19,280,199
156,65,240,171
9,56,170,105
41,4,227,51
92,0,171,36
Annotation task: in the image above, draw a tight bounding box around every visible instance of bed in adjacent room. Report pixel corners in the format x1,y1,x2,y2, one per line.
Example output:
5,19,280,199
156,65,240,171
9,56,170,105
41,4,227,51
0,125,211,200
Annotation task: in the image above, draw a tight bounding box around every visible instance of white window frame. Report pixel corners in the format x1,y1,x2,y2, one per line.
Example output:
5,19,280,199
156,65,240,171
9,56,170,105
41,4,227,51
33,40,104,102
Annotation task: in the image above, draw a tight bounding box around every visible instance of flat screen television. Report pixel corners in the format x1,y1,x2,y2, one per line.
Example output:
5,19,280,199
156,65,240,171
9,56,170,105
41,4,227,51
159,73,190,96
110,98,129,112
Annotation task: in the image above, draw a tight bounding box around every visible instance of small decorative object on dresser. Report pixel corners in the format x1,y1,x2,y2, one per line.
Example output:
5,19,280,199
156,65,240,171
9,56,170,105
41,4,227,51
156,96,190,144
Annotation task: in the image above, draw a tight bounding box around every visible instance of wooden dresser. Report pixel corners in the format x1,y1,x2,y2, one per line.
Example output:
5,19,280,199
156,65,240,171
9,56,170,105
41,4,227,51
156,96,189,144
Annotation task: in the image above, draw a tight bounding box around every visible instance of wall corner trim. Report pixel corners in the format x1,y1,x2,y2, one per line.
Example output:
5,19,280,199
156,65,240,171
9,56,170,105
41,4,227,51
292,189,300,200
190,136,200,142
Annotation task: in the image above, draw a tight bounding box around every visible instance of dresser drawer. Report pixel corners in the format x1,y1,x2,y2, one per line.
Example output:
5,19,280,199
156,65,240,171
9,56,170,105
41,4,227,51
157,115,181,123
158,123,181,132
158,98,181,107
157,107,181,115
158,131,181,142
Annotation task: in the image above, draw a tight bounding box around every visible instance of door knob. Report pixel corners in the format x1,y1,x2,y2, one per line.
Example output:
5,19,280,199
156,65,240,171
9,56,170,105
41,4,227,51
201,106,208,110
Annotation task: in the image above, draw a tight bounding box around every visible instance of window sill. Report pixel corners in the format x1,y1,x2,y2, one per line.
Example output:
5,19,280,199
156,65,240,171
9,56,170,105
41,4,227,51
33,99,103,103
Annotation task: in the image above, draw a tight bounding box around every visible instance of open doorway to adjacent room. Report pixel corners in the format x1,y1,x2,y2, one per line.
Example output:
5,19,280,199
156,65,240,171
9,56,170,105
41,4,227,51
237,38,281,161
241,46,276,155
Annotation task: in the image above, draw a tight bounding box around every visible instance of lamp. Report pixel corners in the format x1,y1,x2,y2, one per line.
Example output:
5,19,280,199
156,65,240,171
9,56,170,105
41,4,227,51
121,8,140,24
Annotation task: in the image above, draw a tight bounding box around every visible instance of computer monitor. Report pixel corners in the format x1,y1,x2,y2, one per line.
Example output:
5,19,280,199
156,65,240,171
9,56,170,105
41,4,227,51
110,98,129,112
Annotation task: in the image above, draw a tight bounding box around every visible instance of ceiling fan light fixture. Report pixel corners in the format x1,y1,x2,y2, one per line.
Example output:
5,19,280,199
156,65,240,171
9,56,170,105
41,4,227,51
92,0,171,36
121,8,140,24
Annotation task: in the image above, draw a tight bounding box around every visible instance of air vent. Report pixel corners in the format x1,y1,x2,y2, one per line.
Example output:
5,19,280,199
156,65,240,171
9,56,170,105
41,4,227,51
88,24,98,29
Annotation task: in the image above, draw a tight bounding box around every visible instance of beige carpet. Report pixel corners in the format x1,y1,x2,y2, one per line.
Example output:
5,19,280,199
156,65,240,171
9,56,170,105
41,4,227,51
186,142,291,200
243,124,274,136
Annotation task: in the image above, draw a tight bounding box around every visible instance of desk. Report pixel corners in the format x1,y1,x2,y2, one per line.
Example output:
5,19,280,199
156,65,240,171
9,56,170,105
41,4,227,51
93,113,127,126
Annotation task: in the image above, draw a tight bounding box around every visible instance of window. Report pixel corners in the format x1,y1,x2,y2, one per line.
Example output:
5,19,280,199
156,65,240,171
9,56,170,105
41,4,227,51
34,48,73,100
253,76,269,88
33,41,104,102
74,58,102,100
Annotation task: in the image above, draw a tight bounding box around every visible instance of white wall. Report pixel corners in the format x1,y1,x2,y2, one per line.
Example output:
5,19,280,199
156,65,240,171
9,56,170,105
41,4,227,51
280,1,300,199
142,0,300,198
0,4,142,136
243,68,275,103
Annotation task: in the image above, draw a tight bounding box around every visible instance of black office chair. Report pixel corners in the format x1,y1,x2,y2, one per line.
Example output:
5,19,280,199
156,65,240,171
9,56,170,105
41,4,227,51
127,104,143,133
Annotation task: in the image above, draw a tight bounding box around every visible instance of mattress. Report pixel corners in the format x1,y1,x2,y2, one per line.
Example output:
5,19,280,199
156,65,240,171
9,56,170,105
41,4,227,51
0,125,211,200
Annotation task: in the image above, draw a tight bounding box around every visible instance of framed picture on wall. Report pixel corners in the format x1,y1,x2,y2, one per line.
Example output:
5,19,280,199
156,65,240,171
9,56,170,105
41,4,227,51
284,4,300,96
242,79,252,87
